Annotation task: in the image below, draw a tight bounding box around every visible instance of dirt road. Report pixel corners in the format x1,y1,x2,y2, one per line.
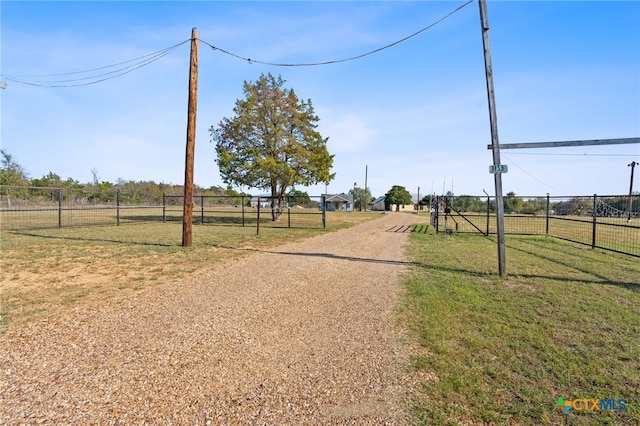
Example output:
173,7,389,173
1,212,425,425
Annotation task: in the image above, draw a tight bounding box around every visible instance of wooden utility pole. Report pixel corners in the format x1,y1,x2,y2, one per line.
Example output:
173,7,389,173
182,27,199,247
479,0,506,278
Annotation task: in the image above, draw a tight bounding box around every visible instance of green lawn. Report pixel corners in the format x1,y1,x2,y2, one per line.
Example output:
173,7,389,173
400,231,640,425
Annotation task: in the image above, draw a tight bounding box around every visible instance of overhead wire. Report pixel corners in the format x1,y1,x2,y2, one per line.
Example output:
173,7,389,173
201,0,475,67
1,39,191,87
0,0,473,87
501,153,568,194
503,152,639,158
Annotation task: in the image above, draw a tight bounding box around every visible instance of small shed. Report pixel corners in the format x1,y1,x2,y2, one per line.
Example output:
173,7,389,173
371,196,386,211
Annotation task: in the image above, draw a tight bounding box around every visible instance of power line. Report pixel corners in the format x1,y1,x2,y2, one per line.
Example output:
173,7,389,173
0,0,473,87
201,0,474,67
502,154,568,194
1,39,190,87
505,152,639,158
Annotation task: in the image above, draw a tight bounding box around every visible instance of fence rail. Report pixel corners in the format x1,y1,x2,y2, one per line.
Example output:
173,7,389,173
2,187,637,256
163,194,324,229
0,187,324,231
431,194,639,257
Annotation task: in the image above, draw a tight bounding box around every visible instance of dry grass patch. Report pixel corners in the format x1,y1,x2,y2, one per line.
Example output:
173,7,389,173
0,212,378,330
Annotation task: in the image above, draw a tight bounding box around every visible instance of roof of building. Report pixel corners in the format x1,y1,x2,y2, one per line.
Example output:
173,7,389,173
324,193,353,203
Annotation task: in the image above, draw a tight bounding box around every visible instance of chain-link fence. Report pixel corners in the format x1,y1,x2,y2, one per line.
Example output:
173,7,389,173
430,194,639,257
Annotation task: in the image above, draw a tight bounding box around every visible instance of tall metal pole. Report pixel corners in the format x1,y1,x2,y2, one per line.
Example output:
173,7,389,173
364,165,368,211
629,161,636,222
353,182,357,211
479,0,506,277
182,28,199,247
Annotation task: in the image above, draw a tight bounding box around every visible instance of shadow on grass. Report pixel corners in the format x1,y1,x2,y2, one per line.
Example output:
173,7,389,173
386,224,432,233
208,237,639,291
8,231,176,247
505,239,640,292
210,244,638,290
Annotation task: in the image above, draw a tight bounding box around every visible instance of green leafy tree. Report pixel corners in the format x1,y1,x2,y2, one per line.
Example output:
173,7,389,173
210,73,334,220
504,191,524,214
288,189,312,206
32,172,63,188
350,186,372,211
0,149,29,187
0,150,30,206
385,185,412,212
455,195,481,212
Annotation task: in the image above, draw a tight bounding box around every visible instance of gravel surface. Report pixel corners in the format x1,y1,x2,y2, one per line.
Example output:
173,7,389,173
1,213,423,425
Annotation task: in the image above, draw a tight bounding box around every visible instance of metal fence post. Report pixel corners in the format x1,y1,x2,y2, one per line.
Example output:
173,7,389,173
435,197,440,234
116,190,121,226
486,195,490,236
241,196,245,227
162,193,166,223
322,195,326,229
287,195,291,228
58,188,63,228
201,195,205,224
592,194,597,248
256,196,261,235
545,193,550,235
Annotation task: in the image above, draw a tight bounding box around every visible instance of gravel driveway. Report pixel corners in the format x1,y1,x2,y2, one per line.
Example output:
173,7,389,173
2,213,424,425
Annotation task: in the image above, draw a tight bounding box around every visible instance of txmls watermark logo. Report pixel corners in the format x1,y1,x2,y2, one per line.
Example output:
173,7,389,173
555,397,627,414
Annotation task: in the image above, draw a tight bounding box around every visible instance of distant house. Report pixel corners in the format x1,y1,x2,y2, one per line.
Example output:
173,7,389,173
371,195,416,212
372,196,386,211
322,193,354,212
391,203,414,213
249,196,272,208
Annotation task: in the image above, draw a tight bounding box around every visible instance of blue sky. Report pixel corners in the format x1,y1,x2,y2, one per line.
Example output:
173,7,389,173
1,1,638,198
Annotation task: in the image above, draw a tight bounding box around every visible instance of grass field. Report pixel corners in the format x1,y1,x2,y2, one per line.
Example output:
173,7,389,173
400,230,640,425
426,211,640,256
2,213,638,425
0,205,327,230
0,211,379,330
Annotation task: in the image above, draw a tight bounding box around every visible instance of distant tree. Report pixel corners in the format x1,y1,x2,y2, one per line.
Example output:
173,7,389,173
385,185,412,212
455,195,481,212
504,191,523,214
521,197,547,215
350,186,372,211
288,189,311,206
222,186,251,206
87,180,115,204
32,172,62,188
0,149,29,187
210,73,334,220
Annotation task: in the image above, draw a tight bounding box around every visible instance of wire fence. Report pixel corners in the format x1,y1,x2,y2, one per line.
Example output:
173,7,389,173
163,194,325,229
0,186,325,231
2,186,637,256
430,194,640,257
0,186,162,229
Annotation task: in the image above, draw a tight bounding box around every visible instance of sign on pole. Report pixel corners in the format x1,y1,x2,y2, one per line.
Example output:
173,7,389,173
489,164,508,174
